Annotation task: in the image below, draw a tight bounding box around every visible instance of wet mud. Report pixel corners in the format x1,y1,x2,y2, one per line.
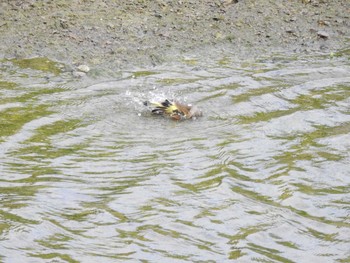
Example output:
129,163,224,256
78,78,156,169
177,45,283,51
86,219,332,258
0,0,349,71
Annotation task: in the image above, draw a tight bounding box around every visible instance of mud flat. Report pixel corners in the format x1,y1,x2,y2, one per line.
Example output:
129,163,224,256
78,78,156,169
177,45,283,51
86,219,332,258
0,0,349,70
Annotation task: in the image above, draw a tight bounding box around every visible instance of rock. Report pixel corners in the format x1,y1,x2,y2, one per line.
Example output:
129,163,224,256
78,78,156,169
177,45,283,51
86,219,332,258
317,30,329,39
318,20,330,26
154,13,162,18
72,71,86,78
77,64,90,73
59,19,69,29
286,29,297,36
107,23,115,29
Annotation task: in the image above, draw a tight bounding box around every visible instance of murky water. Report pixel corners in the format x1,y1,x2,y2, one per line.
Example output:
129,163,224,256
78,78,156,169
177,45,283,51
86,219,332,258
0,53,349,262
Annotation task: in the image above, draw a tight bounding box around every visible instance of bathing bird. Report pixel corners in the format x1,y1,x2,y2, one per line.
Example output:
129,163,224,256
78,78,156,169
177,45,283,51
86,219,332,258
143,99,202,120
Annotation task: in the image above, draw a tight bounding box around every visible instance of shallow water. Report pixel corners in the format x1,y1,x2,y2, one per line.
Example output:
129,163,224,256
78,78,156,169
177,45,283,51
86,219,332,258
0,53,349,262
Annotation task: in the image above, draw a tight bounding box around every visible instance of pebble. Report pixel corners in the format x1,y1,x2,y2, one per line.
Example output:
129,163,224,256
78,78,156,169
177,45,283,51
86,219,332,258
59,19,69,29
77,64,90,73
72,71,86,78
317,30,329,39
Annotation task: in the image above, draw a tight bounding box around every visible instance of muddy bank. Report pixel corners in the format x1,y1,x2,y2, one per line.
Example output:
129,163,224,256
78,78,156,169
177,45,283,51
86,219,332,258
0,0,349,71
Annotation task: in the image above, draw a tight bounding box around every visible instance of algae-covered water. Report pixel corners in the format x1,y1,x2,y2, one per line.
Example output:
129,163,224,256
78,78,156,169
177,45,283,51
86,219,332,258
0,54,349,262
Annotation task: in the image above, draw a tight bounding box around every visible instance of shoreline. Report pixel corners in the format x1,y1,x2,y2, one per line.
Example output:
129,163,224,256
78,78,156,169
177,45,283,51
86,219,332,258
1,0,349,71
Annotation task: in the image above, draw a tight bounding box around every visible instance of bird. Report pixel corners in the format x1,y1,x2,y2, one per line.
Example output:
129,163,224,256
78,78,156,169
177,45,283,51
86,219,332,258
143,99,202,120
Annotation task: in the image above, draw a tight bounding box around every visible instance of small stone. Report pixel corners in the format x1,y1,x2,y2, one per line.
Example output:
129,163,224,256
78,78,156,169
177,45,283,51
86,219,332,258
317,30,329,39
286,29,297,37
72,71,86,78
59,19,69,29
107,23,115,29
318,20,330,26
154,13,162,18
77,64,90,73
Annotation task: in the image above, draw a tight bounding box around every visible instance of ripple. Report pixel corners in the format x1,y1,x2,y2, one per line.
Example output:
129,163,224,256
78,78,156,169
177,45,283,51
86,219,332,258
1,55,349,262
